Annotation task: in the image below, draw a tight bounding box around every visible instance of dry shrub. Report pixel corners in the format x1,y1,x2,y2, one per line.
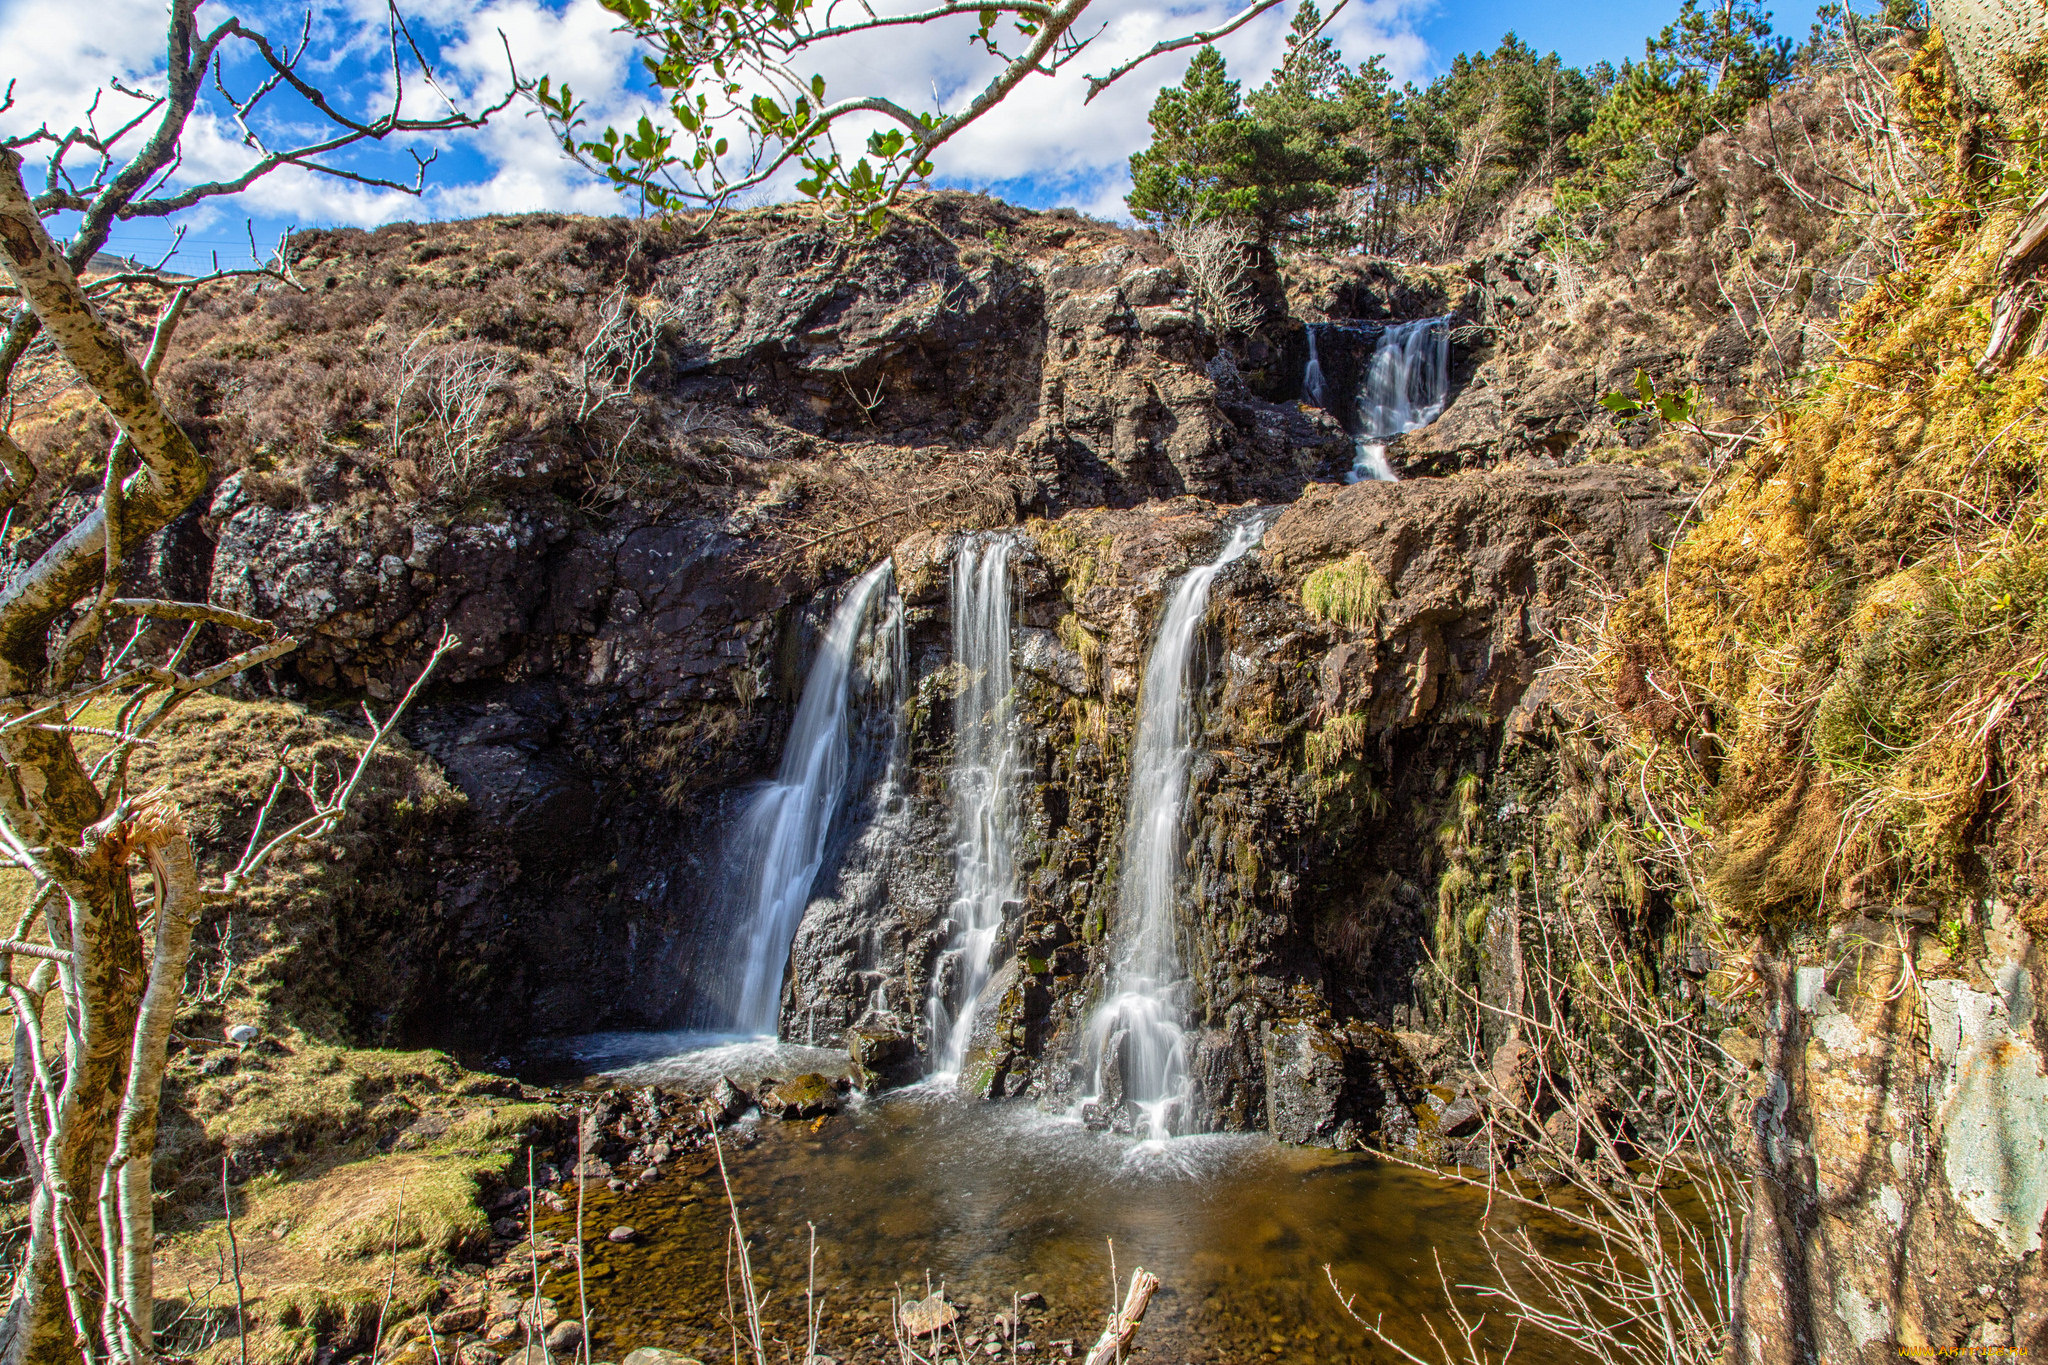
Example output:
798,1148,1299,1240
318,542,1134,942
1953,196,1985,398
747,442,1035,579
1159,218,1263,334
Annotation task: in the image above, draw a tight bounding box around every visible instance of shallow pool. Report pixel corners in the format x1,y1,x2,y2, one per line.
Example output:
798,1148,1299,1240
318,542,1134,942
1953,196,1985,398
528,1036,1573,1365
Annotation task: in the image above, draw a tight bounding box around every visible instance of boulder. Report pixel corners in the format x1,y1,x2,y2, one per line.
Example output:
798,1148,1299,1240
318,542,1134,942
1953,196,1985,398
847,1028,918,1092
706,1076,752,1126
758,1073,842,1119
1436,1093,1483,1138
1263,1021,1353,1147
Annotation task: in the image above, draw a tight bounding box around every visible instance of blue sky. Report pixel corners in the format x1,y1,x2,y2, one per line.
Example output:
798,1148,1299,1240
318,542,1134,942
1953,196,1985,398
0,0,1824,267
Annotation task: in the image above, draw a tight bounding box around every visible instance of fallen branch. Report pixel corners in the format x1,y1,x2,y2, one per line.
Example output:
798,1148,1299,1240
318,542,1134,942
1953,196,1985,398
1083,1268,1159,1365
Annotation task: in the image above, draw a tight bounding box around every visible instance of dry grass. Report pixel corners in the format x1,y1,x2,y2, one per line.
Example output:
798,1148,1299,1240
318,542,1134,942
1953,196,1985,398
1561,39,2048,933
153,1072,555,1365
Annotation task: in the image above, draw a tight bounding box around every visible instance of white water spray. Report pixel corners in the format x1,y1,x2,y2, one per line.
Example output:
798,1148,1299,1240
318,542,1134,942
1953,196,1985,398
926,533,1023,1078
726,562,900,1035
1084,519,1267,1139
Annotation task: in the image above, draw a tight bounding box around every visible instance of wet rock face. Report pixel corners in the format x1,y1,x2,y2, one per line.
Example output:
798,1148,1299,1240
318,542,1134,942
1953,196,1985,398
176,198,1685,1100
764,466,1682,1144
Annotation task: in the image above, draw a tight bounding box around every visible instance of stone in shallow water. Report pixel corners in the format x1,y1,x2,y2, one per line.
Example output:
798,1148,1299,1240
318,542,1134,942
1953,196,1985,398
901,1292,959,1337
1436,1094,1482,1137
847,1028,917,1091
707,1076,752,1126
608,1225,638,1242
622,1351,706,1365
760,1072,842,1119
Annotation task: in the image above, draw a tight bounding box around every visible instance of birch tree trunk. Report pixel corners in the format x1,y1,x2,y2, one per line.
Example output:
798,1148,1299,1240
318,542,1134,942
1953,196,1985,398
1926,0,2048,118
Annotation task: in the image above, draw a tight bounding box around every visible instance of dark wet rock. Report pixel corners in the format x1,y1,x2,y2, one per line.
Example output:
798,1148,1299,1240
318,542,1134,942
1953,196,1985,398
847,1028,918,1092
707,1077,752,1126
1263,1021,1357,1147
1436,1094,1483,1138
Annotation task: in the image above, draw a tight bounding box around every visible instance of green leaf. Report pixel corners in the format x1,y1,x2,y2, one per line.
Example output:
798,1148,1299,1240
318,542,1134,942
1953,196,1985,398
1598,391,1641,415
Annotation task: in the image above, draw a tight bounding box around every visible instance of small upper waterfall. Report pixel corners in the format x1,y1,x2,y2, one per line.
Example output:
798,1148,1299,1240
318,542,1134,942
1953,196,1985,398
1303,318,1452,483
926,533,1023,1078
725,561,902,1036
1303,326,1328,409
1084,518,1267,1139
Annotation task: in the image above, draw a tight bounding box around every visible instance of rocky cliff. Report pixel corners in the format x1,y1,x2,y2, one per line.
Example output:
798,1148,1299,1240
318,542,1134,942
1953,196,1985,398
29,91,2046,1351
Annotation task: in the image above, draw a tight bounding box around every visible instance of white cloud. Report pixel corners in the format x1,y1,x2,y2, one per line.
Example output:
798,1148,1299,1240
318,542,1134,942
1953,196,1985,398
1,0,1441,232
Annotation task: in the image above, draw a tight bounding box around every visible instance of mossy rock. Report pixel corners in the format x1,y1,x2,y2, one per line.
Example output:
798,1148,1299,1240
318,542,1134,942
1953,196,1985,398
759,1073,843,1118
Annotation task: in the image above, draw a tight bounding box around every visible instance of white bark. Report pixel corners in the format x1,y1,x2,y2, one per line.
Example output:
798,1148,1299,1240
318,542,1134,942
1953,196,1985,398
1927,0,2048,117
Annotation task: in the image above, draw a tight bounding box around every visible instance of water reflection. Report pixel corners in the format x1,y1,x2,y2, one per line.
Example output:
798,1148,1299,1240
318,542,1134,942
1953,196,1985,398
530,1036,1571,1365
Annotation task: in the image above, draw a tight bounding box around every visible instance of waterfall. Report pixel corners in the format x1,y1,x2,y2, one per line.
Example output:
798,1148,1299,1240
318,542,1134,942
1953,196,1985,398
925,533,1022,1078
1303,325,1327,409
725,561,901,1036
1084,518,1267,1139
1350,317,1450,483
1302,318,1452,483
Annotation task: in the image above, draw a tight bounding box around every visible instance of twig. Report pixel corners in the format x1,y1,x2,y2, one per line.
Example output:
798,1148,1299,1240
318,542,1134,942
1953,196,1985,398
576,1111,590,1363
223,1156,248,1365
371,1183,405,1361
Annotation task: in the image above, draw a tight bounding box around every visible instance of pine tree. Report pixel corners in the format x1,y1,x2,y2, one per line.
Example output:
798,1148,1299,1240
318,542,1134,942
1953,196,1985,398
1126,46,1262,229
1126,5,1373,248
1566,0,1792,207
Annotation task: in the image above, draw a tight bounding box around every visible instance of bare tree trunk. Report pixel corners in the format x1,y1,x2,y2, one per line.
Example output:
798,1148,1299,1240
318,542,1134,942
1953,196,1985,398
1926,0,2048,119
0,141,208,1365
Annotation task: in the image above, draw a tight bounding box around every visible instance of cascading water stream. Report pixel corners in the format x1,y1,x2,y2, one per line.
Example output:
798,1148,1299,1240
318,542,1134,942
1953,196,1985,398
1083,518,1268,1140
724,561,901,1036
1303,325,1328,409
1303,318,1452,483
925,533,1023,1078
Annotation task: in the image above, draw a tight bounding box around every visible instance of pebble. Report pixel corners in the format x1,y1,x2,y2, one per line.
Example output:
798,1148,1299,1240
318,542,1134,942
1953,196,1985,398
224,1023,259,1046
608,1225,639,1242
545,1320,585,1353
609,1177,628,1192
491,1217,522,1239
1017,1293,1047,1310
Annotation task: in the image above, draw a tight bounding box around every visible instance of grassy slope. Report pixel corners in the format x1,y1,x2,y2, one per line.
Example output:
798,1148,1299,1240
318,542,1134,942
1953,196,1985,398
1597,38,2048,944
